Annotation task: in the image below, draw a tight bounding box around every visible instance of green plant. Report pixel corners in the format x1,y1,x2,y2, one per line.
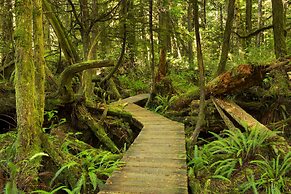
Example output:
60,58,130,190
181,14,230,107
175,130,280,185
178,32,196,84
48,149,122,193
118,75,148,95
240,170,260,194
206,128,274,178
154,95,178,113
188,145,209,178
249,153,291,194
43,110,66,132
31,186,67,194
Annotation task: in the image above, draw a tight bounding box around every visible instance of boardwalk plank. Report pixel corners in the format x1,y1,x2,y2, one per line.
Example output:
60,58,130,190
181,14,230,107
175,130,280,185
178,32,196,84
99,94,187,194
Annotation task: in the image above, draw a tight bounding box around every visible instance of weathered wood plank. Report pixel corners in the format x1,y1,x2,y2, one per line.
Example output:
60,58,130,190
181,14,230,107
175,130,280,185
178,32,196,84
98,95,187,194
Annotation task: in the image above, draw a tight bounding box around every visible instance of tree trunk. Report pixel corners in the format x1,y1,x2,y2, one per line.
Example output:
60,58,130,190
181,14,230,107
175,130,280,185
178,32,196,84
191,0,206,146
271,0,287,58
127,0,136,66
256,0,263,47
79,0,95,104
246,0,252,47
187,1,194,68
156,0,170,82
216,0,235,76
146,0,156,106
33,0,46,127
14,0,43,190
1,0,14,79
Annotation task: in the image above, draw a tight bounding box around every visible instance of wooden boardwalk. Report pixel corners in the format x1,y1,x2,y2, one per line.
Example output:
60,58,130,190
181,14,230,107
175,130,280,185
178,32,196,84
99,94,187,194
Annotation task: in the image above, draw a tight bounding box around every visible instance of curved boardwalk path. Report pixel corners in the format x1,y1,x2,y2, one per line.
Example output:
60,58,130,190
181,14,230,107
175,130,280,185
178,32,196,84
99,94,187,194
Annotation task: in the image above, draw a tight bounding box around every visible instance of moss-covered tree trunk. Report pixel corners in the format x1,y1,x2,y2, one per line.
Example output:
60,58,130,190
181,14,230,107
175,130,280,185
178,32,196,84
14,0,44,190
271,0,287,58
1,0,14,79
216,0,235,76
33,0,46,126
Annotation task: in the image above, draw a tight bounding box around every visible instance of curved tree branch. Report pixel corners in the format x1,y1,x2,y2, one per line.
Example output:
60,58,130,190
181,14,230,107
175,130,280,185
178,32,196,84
59,60,114,102
233,25,273,39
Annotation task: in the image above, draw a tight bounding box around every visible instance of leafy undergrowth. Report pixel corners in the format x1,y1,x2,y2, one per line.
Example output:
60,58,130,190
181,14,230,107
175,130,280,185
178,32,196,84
0,133,123,194
188,127,291,194
0,107,134,193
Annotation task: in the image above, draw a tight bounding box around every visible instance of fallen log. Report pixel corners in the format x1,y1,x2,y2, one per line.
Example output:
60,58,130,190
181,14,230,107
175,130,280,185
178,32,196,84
171,58,291,110
214,98,290,154
211,97,236,131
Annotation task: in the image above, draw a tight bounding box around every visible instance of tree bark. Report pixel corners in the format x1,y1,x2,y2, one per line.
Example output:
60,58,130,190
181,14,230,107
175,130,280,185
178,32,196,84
271,0,287,58
1,0,14,79
256,0,263,47
216,0,235,76
58,60,114,102
14,0,43,190
191,0,206,145
156,0,170,82
187,1,194,68
146,0,156,106
33,0,46,127
246,0,252,47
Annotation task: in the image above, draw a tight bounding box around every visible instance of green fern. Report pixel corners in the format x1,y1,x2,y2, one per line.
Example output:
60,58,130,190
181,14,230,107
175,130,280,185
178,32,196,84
50,161,78,187
30,186,67,194
154,95,178,113
206,127,274,178
188,145,209,178
250,153,291,193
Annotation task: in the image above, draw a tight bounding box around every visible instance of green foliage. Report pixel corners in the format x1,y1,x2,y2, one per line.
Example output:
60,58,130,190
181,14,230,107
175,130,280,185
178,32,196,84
206,128,273,178
118,75,148,95
47,149,122,193
229,46,275,66
43,110,66,132
168,70,198,93
246,153,291,193
2,161,24,194
30,186,67,194
49,161,78,187
188,145,209,178
4,181,23,194
188,124,291,193
154,95,178,113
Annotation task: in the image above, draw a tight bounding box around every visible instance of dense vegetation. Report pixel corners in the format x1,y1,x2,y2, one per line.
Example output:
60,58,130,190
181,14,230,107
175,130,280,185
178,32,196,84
0,0,290,193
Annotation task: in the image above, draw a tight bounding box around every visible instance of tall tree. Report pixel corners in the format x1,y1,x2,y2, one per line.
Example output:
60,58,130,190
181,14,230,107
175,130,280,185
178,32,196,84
146,0,155,106
191,0,206,145
271,0,287,58
216,0,236,76
14,0,45,190
0,0,14,79
256,0,263,47
156,0,170,82
33,0,46,128
246,0,252,47
187,1,194,68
